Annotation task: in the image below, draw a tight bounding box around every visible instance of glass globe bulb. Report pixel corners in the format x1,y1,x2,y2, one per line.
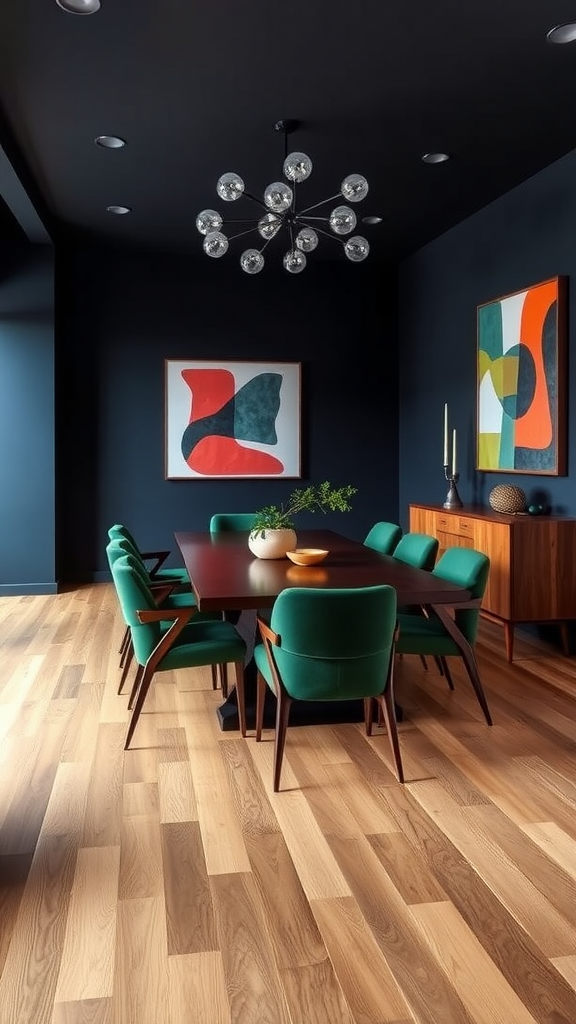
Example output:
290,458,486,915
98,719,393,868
283,249,307,274
344,235,370,262
196,209,223,235
264,181,293,213
258,212,282,240
203,231,229,258
329,205,357,235
216,173,245,202
283,151,313,183
341,174,369,203
240,249,265,274
295,227,318,252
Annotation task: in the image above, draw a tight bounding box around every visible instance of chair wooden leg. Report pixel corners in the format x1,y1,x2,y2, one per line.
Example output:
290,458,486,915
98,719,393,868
220,663,228,699
255,672,266,741
376,685,404,783
429,606,492,725
419,655,429,670
119,626,130,666
273,692,292,792
440,657,454,689
461,652,493,725
364,697,375,734
117,642,134,695
232,661,246,737
125,666,154,749
119,624,130,657
128,664,143,711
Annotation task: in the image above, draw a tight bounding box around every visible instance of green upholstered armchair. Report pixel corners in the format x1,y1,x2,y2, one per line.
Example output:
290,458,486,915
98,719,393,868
110,553,246,748
254,585,404,791
395,546,492,725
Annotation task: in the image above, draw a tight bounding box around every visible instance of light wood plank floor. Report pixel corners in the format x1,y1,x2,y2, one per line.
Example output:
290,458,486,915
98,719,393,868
1,583,576,1024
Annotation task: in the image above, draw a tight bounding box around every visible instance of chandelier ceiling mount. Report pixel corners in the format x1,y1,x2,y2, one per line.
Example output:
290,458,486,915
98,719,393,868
196,118,378,274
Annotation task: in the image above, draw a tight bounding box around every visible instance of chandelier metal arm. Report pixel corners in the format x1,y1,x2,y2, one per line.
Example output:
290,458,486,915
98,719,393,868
297,221,347,244
242,191,269,210
221,225,262,243
297,193,342,216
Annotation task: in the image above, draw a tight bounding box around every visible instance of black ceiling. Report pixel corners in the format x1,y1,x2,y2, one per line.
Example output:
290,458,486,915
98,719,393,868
2,0,576,267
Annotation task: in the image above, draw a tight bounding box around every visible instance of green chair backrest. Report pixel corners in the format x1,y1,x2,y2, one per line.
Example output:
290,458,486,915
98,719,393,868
432,547,490,644
107,537,153,591
209,513,257,532
108,523,138,548
107,534,144,570
267,585,397,702
110,553,164,664
363,521,402,555
393,532,439,570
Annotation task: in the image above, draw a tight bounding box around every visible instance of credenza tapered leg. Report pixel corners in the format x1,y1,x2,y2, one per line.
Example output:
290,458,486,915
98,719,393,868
504,622,514,662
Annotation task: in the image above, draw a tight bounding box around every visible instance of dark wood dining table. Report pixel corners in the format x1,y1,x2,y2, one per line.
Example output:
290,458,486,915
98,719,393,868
174,528,471,730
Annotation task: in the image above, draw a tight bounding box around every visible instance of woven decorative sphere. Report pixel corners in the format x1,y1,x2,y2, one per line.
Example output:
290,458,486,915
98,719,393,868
488,484,527,514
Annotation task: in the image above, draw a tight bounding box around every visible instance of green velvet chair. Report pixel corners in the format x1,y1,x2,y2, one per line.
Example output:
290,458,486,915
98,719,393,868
108,523,190,585
395,546,493,725
106,539,224,695
110,553,247,749
392,532,440,669
209,513,257,532
209,512,258,691
392,532,439,570
254,585,404,791
363,521,403,554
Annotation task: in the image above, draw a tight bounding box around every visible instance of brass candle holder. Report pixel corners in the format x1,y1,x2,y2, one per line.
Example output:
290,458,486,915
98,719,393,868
443,465,463,509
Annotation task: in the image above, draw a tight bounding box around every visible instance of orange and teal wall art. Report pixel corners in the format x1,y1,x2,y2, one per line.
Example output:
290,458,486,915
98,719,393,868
165,360,301,479
476,276,566,475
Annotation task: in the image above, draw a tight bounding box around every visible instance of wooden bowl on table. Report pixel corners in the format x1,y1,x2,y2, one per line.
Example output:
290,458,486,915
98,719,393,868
285,548,329,566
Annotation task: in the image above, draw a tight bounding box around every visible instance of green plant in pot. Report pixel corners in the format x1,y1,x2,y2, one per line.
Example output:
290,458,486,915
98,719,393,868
249,481,357,559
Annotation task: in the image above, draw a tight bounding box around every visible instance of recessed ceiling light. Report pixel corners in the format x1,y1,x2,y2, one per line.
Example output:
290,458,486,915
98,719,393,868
422,152,450,165
106,205,131,215
55,0,101,13
95,136,126,149
546,22,576,44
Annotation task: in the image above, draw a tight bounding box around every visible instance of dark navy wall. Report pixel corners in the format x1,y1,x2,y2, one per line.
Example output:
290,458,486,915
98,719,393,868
398,147,576,527
0,244,56,594
56,247,399,582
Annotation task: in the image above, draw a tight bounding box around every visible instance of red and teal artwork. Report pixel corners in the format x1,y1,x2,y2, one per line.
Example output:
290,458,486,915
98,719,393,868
165,361,301,479
476,277,566,475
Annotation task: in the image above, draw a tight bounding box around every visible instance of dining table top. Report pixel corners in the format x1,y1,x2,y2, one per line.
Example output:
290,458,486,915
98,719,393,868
174,528,470,612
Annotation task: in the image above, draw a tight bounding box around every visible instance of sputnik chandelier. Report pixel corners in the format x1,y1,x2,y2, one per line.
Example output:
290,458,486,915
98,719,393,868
195,119,377,274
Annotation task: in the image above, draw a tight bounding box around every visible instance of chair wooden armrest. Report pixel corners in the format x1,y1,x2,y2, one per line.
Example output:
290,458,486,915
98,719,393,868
136,605,196,671
257,615,280,645
147,582,178,604
140,549,170,576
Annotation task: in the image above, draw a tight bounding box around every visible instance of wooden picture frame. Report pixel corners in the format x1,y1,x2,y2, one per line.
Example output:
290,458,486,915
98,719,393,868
476,276,567,475
165,359,301,479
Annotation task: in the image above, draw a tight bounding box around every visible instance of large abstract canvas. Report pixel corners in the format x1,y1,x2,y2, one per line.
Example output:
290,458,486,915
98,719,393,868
165,360,301,479
476,276,567,475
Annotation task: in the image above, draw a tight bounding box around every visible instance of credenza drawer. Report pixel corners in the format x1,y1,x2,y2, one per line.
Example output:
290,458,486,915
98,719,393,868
436,513,475,537
457,517,475,537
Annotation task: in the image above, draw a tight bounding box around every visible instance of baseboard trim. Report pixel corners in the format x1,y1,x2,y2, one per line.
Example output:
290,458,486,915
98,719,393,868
0,583,58,596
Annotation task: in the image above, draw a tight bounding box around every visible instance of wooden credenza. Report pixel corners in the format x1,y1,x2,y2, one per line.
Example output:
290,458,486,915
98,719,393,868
409,503,576,661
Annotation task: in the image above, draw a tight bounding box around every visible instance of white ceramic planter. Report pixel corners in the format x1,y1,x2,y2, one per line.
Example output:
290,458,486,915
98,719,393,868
248,528,297,560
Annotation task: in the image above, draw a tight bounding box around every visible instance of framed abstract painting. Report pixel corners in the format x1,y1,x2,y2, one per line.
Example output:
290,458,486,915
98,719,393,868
165,360,301,479
476,276,567,475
